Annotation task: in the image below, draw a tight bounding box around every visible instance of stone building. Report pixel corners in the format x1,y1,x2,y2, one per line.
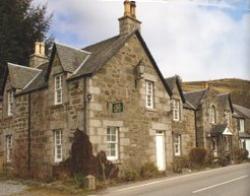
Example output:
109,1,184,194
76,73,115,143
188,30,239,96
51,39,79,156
165,76,196,158
233,104,250,157
184,88,237,159
0,0,198,178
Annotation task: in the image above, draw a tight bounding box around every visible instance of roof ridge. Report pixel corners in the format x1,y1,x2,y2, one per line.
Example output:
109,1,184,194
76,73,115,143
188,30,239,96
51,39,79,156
23,70,42,90
184,88,207,95
83,35,120,50
55,42,91,55
8,63,41,72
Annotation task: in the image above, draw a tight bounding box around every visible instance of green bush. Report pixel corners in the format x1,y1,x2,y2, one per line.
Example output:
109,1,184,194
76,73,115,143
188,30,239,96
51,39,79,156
233,148,249,163
119,167,140,182
218,154,231,166
73,173,85,188
205,151,215,166
172,156,190,173
140,162,159,178
189,148,207,168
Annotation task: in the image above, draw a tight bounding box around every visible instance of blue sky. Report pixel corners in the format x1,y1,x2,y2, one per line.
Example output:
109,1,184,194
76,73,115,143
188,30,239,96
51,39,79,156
33,0,250,81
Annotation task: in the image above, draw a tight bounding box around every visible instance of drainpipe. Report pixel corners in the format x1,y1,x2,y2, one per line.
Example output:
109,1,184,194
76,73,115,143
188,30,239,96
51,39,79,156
194,110,198,147
83,77,88,133
27,94,31,173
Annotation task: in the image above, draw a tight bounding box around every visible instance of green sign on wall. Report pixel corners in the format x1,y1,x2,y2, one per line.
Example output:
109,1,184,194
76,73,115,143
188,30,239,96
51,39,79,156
112,102,124,113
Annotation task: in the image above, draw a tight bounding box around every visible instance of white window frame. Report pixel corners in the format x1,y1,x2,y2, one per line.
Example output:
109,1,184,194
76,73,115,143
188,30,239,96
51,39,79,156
209,105,216,124
54,130,63,163
145,80,154,109
6,135,12,163
7,90,14,116
106,127,119,161
54,74,63,105
174,134,181,156
173,99,181,121
239,119,245,133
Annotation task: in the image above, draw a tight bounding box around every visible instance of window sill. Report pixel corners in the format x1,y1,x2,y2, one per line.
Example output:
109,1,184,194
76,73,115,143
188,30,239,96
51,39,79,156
145,107,156,112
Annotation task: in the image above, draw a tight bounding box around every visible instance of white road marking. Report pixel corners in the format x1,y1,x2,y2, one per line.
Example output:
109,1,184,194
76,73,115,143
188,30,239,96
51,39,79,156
111,164,250,193
192,175,249,194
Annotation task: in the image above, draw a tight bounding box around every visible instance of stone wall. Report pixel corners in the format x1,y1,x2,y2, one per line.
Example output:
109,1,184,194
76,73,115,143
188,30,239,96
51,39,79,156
196,90,236,157
86,34,173,169
0,100,3,172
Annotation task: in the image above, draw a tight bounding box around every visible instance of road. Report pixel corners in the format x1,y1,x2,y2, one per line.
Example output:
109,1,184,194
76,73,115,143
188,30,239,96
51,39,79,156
97,163,250,196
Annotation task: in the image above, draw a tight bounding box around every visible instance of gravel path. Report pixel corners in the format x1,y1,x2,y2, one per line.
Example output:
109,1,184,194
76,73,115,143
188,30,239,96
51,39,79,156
0,181,27,196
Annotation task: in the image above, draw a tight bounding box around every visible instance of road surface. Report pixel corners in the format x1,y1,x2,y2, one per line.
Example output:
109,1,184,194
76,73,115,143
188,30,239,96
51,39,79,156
97,163,250,196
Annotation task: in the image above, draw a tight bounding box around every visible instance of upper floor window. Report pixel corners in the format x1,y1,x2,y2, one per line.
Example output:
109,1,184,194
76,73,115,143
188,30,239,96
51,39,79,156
239,119,245,133
145,80,154,109
6,135,12,163
173,134,181,156
106,127,119,161
7,91,14,116
54,75,63,105
173,99,181,121
209,105,216,124
54,130,63,163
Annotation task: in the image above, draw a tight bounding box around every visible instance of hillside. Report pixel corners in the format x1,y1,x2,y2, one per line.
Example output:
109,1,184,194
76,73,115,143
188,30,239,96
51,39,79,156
182,78,250,109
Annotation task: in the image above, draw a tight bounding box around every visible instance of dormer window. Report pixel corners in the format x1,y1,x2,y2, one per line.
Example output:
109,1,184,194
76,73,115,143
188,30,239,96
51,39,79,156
173,99,181,121
7,90,14,116
239,119,245,133
55,74,63,105
209,105,216,124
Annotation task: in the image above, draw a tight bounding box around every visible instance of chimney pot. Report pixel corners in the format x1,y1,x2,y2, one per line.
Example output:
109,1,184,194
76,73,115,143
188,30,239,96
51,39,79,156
131,1,136,18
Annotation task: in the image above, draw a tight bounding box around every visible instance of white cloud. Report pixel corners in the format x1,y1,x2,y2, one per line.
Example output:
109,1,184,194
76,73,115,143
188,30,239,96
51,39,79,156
34,0,250,81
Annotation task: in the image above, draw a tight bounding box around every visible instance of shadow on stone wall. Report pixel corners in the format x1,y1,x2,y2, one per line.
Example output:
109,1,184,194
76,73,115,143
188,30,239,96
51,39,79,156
53,129,119,182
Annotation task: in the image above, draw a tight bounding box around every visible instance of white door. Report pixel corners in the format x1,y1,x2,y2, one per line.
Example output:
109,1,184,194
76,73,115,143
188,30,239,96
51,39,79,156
246,139,250,158
155,131,166,171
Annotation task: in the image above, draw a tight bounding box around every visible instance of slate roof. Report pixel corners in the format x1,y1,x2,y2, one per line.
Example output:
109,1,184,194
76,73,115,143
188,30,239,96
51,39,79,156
184,89,208,109
233,104,250,119
239,132,250,138
217,93,234,112
8,63,41,90
55,43,90,73
19,62,49,95
211,124,227,136
5,30,172,97
165,75,186,106
165,76,176,92
71,33,130,79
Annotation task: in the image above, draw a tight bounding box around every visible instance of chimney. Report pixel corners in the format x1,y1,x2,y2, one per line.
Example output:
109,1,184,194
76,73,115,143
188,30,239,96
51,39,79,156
29,42,48,68
131,1,136,18
119,0,141,35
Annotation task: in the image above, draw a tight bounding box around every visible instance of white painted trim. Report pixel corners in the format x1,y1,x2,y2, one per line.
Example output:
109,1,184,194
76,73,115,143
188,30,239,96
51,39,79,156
192,175,248,194
72,54,91,75
8,62,41,71
23,70,42,90
54,74,63,105
55,42,91,55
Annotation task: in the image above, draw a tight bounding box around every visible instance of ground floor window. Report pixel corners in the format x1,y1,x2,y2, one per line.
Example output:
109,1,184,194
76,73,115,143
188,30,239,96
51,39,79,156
6,135,12,163
54,130,63,163
173,134,181,156
106,127,119,161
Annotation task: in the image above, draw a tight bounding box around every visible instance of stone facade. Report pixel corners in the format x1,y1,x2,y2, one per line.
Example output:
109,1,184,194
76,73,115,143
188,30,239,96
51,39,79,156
185,88,237,159
0,0,246,179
